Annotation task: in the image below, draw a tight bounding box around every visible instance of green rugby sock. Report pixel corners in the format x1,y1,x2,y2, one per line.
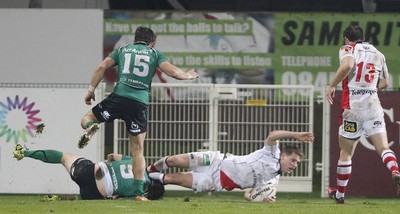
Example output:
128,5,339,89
24,150,63,163
133,178,145,196
85,121,95,128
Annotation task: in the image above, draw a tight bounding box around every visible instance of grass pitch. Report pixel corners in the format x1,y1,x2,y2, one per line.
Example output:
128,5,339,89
1,191,399,214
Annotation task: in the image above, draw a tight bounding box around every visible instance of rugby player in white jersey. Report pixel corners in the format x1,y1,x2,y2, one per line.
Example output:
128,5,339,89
146,130,314,202
326,24,400,204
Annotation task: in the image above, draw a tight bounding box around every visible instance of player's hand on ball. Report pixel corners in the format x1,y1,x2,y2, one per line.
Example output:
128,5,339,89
245,183,277,202
262,195,276,203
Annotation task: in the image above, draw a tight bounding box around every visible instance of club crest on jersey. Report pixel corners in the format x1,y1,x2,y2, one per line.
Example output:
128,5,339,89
344,120,357,133
340,45,353,53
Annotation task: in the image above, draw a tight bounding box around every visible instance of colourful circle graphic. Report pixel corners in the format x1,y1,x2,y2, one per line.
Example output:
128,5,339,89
0,95,42,144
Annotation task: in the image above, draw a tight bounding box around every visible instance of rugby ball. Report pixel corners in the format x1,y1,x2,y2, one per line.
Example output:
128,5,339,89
249,184,277,202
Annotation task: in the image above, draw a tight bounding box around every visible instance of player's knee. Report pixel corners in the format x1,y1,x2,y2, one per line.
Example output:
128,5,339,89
130,142,144,153
166,154,187,167
166,156,178,165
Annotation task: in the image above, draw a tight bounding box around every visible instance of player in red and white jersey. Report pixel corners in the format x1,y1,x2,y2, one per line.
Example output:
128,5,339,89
326,24,400,204
334,38,388,110
146,130,314,202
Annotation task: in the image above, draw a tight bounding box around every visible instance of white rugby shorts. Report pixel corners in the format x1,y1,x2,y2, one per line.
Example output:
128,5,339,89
339,105,386,139
188,151,225,192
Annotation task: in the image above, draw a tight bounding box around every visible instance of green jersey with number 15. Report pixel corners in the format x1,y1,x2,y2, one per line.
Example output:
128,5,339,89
109,43,168,105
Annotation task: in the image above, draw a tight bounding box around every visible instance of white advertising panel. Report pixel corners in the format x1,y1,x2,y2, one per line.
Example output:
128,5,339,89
0,9,103,84
0,86,103,194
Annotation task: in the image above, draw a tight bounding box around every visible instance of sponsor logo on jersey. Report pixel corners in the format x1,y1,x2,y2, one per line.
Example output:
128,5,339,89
202,154,210,166
122,47,150,55
350,89,377,96
119,78,149,88
373,121,382,126
108,164,119,191
344,120,357,133
362,45,370,50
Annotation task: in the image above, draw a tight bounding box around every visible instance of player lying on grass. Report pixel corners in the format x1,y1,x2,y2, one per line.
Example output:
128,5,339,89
13,145,164,200
147,130,314,202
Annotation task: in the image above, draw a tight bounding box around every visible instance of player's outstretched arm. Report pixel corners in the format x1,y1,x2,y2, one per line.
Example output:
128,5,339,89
159,61,199,80
265,130,314,146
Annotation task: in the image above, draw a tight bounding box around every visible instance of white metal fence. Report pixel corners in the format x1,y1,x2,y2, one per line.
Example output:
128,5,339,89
113,83,314,192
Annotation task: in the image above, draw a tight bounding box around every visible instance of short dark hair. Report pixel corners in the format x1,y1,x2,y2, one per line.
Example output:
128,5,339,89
282,144,304,159
343,24,364,42
134,26,156,45
146,179,165,200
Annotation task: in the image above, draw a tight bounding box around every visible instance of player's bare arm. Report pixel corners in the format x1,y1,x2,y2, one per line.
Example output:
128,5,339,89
159,61,199,80
326,56,354,105
377,78,388,90
85,57,116,105
265,130,314,146
377,64,389,90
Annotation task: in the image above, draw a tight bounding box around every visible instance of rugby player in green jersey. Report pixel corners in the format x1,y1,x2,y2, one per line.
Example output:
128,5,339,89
13,144,164,200
78,26,198,201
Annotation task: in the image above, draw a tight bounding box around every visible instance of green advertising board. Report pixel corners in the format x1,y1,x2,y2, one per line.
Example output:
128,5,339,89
104,12,400,97
275,13,400,96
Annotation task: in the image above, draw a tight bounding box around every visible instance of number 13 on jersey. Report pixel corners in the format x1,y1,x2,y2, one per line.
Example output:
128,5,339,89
355,62,377,84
